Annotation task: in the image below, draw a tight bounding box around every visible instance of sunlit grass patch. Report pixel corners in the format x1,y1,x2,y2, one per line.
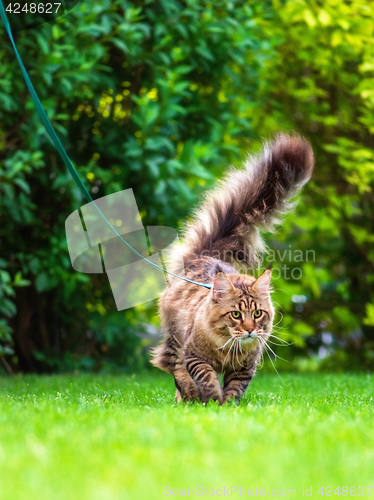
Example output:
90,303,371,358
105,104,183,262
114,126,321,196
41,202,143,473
0,373,373,500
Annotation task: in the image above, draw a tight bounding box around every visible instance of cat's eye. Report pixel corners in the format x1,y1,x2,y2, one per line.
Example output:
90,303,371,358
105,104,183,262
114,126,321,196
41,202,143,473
253,309,263,319
231,310,242,320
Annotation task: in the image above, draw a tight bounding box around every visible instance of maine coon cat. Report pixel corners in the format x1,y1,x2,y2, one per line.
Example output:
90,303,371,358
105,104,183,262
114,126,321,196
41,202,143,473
151,133,314,404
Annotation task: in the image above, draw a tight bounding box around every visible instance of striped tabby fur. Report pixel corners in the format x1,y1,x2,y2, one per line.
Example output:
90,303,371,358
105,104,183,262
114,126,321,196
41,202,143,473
151,133,314,404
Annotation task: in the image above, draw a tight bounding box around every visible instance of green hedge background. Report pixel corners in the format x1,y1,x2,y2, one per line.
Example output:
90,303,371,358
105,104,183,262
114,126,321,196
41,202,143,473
1,0,374,373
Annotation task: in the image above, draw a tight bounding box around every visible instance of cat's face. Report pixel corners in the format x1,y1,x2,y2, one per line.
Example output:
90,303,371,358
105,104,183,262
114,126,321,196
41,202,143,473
208,271,274,347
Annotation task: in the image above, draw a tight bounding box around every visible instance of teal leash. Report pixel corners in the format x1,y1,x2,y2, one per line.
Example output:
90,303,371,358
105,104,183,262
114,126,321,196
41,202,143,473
0,1,212,290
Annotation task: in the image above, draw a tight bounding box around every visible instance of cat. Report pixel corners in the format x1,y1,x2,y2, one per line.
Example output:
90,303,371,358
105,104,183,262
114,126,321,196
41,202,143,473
151,133,314,404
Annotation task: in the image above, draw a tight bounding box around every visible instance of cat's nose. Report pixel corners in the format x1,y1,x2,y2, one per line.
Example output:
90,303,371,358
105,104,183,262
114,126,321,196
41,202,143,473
243,321,255,332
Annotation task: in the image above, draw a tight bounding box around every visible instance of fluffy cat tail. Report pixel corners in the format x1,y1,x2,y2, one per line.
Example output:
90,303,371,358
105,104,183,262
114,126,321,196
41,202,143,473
177,133,314,267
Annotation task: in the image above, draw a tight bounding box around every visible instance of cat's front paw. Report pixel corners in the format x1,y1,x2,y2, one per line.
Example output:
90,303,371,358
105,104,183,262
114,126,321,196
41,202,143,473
176,389,183,403
222,392,241,405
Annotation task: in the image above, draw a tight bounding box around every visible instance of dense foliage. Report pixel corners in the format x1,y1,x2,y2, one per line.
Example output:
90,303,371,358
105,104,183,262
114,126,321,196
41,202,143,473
0,0,373,372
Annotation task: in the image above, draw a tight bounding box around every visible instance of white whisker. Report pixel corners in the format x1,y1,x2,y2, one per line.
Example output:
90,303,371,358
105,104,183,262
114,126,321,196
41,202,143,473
235,339,245,368
221,337,235,370
260,335,289,363
258,336,283,380
238,339,244,356
215,335,233,351
269,333,292,344
267,337,293,347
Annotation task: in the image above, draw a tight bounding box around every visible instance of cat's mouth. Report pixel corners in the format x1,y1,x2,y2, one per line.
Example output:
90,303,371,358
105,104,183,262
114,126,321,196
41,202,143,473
231,330,258,343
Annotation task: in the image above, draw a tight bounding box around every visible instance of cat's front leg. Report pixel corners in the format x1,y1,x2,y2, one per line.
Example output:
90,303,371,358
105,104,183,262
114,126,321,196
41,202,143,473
184,353,223,404
223,366,255,404
173,365,198,401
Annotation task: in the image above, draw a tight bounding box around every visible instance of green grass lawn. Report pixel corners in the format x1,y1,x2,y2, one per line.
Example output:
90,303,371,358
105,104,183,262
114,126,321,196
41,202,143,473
0,372,373,500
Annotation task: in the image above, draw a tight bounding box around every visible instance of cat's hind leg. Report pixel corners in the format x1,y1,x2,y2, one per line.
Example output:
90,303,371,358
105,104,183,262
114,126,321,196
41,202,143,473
151,332,198,402
151,333,180,374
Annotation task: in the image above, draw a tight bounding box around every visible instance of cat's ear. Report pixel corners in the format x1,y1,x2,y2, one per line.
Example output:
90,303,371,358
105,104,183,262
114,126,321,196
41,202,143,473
252,269,272,296
212,273,235,301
